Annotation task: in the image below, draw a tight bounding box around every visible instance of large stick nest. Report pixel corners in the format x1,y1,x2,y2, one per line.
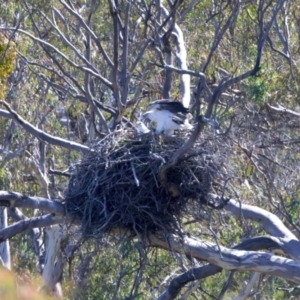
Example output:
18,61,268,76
65,130,225,237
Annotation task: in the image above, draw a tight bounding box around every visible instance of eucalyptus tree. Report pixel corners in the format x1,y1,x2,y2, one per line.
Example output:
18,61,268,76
0,0,300,299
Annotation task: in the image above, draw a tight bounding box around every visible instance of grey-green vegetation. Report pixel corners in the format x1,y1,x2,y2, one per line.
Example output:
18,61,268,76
0,0,300,299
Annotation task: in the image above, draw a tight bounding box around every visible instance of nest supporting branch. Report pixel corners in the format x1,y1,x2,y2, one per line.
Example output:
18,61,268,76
159,116,206,191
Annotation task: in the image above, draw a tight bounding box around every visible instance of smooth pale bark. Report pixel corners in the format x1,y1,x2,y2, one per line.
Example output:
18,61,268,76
42,225,64,299
267,103,300,116
224,199,300,261
0,191,65,215
157,197,300,299
149,233,300,284
0,191,299,297
0,208,11,270
160,5,190,107
173,23,190,108
224,199,296,239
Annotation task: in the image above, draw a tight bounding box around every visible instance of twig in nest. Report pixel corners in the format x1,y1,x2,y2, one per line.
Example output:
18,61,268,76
159,116,206,189
131,160,140,187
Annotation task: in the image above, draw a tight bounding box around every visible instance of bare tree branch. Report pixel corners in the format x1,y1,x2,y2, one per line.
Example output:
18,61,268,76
0,101,91,154
202,0,240,72
160,3,190,106
267,103,300,117
156,232,299,300
157,264,222,300
0,214,64,243
0,191,65,215
59,0,114,68
84,4,110,135
120,0,131,106
180,0,202,21
0,26,113,88
0,208,11,270
224,198,297,240
152,63,212,97
42,225,64,298
192,0,287,119
109,0,122,123
9,207,44,272
149,233,300,284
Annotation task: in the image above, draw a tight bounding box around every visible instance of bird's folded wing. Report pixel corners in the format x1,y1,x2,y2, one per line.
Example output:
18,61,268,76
151,101,189,114
172,112,187,125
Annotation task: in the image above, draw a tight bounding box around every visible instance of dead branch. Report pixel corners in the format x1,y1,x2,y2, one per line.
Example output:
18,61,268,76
0,214,64,243
0,101,91,154
157,264,222,300
156,232,299,300
9,207,44,271
224,198,297,240
59,0,114,68
0,191,65,215
0,26,113,88
267,103,300,117
42,225,64,297
149,233,300,284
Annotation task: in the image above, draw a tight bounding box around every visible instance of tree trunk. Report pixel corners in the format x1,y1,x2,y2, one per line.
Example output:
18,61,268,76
0,208,11,270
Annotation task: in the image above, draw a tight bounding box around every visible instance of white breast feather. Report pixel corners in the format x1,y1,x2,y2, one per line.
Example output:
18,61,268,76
141,102,193,136
146,110,183,135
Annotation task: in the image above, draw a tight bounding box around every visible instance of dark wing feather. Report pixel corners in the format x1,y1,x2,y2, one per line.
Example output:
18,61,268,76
147,100,189,114
172,112,187,125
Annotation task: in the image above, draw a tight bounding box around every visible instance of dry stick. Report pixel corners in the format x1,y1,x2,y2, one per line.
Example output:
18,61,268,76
49,168,71,178
267,103,300,117
131,161,140,187
120,0,131,106
159,116,205,189
84,6,110,135
9,207,44,269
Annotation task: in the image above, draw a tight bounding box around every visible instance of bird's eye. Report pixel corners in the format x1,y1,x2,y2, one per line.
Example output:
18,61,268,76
150,121,157,128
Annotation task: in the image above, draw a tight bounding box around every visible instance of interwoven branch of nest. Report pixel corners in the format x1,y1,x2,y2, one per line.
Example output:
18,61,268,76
65,131,221,236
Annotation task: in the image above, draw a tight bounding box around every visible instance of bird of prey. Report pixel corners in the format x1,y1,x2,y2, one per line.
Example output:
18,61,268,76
141,100,193,136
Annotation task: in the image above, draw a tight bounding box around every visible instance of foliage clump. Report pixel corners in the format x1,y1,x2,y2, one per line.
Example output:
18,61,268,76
0,33,16,98
65,130,226,237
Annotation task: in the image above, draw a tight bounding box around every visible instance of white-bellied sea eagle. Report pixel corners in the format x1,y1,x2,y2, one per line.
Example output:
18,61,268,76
140,100,193,136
